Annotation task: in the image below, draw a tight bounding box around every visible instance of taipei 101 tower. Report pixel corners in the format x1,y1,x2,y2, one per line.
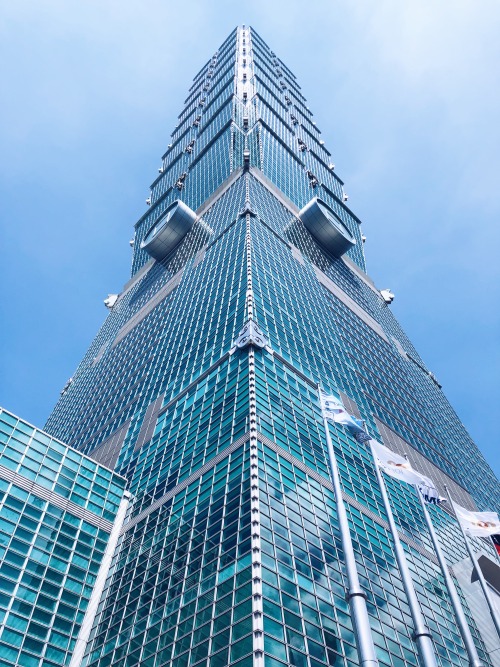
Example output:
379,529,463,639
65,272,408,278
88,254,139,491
27,24,500,667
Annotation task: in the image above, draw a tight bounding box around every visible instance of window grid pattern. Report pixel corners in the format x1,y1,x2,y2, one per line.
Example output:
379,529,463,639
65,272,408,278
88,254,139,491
151,153,190,204
249,42,281,81
183,50,233,111
201,88,235,131
84,445,253,667
162,128,193,165
0,412,126,667
301,152,343,200
258,443,493,667
171,108,201,144
195,101,233,158
121,355,249,499
0,411,124,520
47,218,247,465
252,63,284,101
288,104,322,140
253,79,287,115
259,128,312,209
234,98,256,132
257,99,295,147
0,482,111,667
248,214,499,510
204,67,236,110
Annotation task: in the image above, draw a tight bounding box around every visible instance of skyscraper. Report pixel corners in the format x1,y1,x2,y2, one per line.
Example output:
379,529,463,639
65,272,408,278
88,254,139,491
40,25,500,667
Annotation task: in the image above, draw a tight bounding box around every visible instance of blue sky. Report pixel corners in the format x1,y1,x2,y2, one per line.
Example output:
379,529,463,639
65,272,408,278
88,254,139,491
1,1,499,479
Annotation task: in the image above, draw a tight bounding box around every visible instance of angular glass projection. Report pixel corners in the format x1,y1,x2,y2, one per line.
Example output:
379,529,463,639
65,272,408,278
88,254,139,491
40,25,500,667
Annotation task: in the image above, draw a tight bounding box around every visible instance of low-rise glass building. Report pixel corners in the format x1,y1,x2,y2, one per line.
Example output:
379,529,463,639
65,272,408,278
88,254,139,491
0,408,128,667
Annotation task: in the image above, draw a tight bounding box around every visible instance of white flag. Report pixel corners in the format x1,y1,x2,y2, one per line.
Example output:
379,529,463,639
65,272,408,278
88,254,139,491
453,503,500,537
417,479,446,505
320,392,364,433
321,392,443,504
371,440,436,490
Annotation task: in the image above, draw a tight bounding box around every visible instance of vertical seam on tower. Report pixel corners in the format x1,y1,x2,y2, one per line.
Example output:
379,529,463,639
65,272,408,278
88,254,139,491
230,28,239,172
243,142,264,664
247,28,263,171
249,341,263,667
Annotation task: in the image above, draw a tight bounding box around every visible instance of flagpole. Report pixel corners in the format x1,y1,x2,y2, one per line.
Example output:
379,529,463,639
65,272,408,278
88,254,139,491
414,483,483,667
369,440,438,667
444,485,500,640
318,387,379,667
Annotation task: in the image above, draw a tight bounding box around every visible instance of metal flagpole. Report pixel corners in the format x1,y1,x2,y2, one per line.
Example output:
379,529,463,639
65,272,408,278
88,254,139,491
414,484,483,667
444,485,500,640
368,440,438,667
318,387,379,667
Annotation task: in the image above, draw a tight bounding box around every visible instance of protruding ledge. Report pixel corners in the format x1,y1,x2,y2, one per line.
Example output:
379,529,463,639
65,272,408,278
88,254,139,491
141,200,197,261
299,197,356,258
231,319,270,352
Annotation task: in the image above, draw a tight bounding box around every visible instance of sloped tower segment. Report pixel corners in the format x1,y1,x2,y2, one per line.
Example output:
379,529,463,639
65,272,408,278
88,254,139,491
45,27,500,667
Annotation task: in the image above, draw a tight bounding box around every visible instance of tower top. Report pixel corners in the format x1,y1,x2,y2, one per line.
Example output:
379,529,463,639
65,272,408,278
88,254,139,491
130,24,365,277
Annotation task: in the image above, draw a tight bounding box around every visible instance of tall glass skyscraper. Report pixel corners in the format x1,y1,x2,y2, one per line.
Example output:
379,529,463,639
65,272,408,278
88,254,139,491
41,26,500,667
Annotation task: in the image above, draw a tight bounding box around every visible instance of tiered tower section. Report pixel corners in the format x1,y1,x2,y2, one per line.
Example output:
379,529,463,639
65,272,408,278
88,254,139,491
131,26,364,277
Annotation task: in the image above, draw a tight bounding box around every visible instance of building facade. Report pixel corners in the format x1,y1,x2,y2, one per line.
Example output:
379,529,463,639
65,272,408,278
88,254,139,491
40,26,500,667
0,408,128,667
